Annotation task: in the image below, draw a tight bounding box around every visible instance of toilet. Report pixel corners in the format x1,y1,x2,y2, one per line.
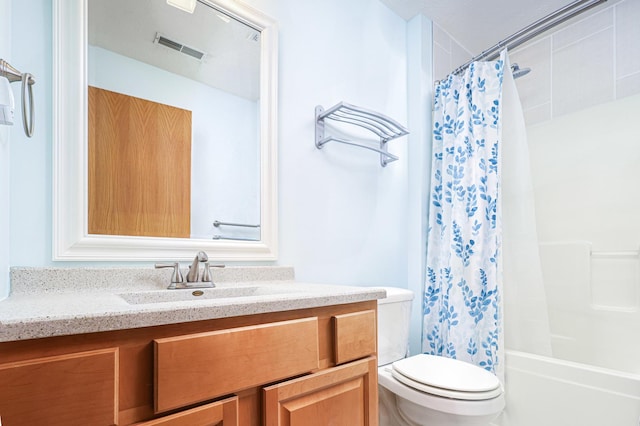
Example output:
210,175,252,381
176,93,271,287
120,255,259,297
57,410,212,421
377,287,505,426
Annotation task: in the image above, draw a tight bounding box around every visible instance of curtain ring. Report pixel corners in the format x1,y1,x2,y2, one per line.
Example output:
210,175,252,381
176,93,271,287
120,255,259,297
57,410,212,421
21,72,35,138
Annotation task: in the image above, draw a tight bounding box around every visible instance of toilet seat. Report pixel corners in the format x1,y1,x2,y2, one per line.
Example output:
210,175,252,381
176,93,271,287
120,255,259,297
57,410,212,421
391,354,502,401
378,366,506,418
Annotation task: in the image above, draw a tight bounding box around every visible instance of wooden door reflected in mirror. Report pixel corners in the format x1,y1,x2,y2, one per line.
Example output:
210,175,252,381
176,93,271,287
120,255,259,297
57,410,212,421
88,86,192,238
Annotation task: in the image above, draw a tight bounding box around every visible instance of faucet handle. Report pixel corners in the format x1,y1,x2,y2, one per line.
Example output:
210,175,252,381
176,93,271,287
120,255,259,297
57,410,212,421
201,263,225,283
155,262,184,289
201,262,211,283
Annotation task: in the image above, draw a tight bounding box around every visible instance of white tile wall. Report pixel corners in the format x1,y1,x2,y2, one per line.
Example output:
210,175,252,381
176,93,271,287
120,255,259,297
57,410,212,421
450,39,473,76
615,0,640,79
552,27,615,116
511,0,640,125
432,23,450,50
552,8,613,50
433,42,452,82
431,0,640,125
616,71,640,98
432,23,473,82
510,38,552,120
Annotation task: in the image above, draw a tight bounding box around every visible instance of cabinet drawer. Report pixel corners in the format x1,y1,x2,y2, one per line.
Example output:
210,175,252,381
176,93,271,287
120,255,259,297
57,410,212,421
133,396,238,426
0,348,118,426
332,310,377,364
155,317,319,412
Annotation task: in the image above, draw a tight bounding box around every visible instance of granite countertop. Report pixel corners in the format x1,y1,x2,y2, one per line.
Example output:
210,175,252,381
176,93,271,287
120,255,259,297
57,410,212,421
0,266,386,342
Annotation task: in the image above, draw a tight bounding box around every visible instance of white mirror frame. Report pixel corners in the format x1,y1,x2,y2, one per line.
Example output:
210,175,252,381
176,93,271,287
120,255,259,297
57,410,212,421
52,0,278,261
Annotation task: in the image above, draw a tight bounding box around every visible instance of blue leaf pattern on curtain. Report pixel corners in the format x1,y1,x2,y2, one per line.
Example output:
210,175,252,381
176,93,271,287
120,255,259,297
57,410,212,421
423,51,505,374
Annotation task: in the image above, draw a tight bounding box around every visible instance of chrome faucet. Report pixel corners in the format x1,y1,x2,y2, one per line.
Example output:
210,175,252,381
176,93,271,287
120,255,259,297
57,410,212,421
155,251,224,289
186,251,209,283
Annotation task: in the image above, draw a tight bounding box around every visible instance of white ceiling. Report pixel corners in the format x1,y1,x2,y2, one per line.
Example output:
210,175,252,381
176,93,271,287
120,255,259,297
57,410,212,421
88,0,261,100
89,0,617,99
379,0,611,55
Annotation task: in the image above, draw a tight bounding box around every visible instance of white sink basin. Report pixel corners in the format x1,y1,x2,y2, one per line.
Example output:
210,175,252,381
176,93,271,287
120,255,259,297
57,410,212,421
118,285,291,305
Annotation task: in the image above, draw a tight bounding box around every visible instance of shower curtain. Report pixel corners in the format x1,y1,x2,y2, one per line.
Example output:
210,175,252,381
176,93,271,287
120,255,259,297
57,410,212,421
423,50,553,381
500,56,553,357
423,51,506,377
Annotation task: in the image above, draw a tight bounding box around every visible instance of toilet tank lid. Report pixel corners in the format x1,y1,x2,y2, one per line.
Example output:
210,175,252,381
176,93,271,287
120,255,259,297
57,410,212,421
375,287,414,304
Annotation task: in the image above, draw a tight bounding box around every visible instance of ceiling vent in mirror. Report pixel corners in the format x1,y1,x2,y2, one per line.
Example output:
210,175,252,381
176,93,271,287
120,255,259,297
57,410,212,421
153,33,205,61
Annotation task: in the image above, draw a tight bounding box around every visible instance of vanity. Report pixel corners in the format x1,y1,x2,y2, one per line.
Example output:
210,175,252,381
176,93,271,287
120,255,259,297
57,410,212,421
0,267,384,425
0,1,387,423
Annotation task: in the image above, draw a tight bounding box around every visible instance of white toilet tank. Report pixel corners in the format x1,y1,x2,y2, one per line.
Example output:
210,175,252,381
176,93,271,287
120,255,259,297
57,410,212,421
377,287,414,366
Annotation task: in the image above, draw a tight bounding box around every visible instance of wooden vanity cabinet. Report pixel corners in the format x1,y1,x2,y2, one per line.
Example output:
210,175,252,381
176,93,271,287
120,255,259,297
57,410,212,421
0,300,378,426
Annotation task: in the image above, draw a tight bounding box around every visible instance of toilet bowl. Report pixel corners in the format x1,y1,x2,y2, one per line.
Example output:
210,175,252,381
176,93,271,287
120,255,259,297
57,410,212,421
378,355,505,425
376,287,505,426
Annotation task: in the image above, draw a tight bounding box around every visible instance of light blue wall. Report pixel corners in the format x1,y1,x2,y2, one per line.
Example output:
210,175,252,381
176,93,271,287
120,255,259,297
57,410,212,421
0,0,11,299
9,0,52,268
7,0,433,342
252,0,412,287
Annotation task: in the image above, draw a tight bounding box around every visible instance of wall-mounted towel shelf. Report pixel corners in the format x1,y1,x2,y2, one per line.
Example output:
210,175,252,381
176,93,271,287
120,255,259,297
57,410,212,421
315,102,408,167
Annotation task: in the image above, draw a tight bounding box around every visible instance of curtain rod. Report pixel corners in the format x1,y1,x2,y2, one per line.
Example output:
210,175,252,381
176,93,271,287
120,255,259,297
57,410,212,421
449,0,608,77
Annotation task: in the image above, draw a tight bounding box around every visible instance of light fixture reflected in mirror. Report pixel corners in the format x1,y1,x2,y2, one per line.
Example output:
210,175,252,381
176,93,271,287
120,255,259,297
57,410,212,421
167,0,196,14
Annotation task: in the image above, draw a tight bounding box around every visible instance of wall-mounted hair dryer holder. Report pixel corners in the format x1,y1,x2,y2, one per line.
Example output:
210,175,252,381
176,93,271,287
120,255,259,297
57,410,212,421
0,59,35,137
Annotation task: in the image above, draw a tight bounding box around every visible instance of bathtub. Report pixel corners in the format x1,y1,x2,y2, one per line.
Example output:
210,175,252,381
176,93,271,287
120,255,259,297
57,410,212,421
493,350,640,426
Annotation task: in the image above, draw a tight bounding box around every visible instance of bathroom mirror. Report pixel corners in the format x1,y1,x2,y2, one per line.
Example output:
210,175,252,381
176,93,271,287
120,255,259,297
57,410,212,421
53,0,278,261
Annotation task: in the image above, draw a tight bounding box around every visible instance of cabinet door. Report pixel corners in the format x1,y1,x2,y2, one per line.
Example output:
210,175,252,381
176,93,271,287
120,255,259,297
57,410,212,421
132,396,238,426
263,357,378,426
0,348,118,426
